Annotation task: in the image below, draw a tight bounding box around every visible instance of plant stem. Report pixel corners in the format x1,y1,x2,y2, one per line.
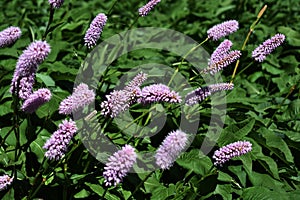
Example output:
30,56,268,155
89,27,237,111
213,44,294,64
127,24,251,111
42,6,55,40
107,0,118,15
168,37,209,86
267,83,298,128
127,171,154,199
230,5,268,83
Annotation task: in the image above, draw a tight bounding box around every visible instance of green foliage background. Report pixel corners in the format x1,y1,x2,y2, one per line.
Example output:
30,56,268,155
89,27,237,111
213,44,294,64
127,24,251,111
0,0,300,199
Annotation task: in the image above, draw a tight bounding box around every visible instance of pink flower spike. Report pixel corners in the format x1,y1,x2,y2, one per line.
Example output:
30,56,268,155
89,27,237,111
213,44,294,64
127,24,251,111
155,130,188,169
84,13,107,49
207,20,239,41
139,0,161,17
0,26,21,48
43,119,77,160
103,145,137,186
0,175,13,191
213,141,252,166
21,88,52,113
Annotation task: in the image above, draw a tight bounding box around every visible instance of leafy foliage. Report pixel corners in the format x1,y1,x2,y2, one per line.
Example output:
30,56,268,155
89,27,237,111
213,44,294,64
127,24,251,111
0,0,300,199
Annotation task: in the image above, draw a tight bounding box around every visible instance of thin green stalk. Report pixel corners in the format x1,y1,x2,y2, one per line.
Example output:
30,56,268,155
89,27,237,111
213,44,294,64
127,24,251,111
42,6,55,40
168,37,208,86
107,0,118,15
127,171,154,199
266,83,298,128
236,61,254,77
230,5,267,83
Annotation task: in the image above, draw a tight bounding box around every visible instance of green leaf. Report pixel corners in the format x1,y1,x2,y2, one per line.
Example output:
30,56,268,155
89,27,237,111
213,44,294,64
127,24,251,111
176,149,213,176
85,182,104,196
74,189,90,198
259,127,294,163
36,73,55,87
214,184,232,199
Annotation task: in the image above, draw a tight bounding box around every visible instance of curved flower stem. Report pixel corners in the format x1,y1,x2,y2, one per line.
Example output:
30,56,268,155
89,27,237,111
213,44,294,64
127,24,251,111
107,0,118,15
236,61,254,77
127,171,154,199
127,15,140,31
168,37,209,86
230,5,268,83
266,82,299,128
43,6,55,40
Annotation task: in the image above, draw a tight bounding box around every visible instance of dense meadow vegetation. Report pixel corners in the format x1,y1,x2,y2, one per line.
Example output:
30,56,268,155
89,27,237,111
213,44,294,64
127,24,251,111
0,0,300,199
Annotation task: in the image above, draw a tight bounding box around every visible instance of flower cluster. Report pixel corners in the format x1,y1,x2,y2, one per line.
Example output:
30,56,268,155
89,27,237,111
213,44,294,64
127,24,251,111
252,33,285,62
155,130,188,169
202,39,241,75
0,175,13,191
101,90,131,118
84,13,107,49
139,0,161,17
43,119,77,160
48,0,64,8
21,88,52,113
10,40,51,99
139,83,182,104
185,83,234,106
0,26,21,48
59,83,95,115
207,20,239,41
103,145,137,186
101,72,148,118
213,141,252,166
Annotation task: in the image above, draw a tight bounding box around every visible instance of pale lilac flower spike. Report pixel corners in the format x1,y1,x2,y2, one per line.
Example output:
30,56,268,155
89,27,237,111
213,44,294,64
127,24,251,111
59,83,95,115
0,175,13,191
43,119,77,160
139,0,161,17
213,141,252,166
48,0,64,8
103,145,137,186
155,130,188,169
139,83,182,104
202,40,241,75
101,72,148,118
100,90,131,118
21,88,52,113
10,40,51,99
207,20,239,41
252,33,285,62
185,83,234,106
0,26,21,48
84,13,107,49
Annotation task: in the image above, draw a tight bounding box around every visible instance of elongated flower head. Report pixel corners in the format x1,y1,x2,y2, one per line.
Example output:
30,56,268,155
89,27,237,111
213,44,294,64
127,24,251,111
100,90,131,118
202,39,240,74
84,13,107,49
43,119,77,160
11,75,35,99
139,83,182,104
139,0,161,16
103,145,137,186
10,41,51,98
209,39,233,65
124,72,148,91
155,130,188,169
207,20,239,41
252,33,285,62
21,88,52,113
0,175,13,191
0,26,21,48
48,0,64,8
185,86,211,106
59,83,95,115
213,141,252,166
185,83,234,106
